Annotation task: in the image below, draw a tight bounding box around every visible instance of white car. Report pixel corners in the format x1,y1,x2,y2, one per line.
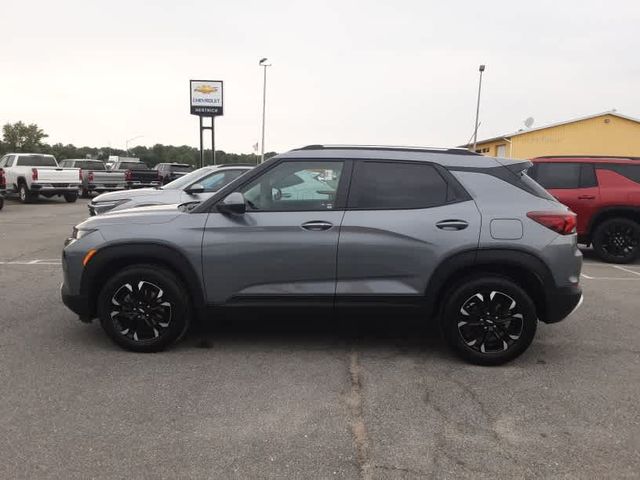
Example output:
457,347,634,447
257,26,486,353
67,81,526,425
88,164,253,215
0,153,81,203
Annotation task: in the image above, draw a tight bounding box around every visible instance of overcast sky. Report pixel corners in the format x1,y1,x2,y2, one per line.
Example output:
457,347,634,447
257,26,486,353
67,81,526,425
2,0,639,153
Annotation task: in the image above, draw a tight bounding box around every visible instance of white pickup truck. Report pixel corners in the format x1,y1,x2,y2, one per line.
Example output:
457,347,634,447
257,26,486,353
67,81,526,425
0,153,82,203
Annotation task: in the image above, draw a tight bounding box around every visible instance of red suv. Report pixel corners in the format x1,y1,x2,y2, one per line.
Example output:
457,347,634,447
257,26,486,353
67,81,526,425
529,156,640,263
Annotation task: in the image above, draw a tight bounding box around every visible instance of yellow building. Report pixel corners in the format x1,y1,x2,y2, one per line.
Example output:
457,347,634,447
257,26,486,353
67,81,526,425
462,111,640,159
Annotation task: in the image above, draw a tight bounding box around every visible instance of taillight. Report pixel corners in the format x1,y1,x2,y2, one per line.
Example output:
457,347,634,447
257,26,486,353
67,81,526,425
0,169,5,188
527,211,577,235
88,171,94,182
32,168,38,181
125,169,132,181
79,168,83,180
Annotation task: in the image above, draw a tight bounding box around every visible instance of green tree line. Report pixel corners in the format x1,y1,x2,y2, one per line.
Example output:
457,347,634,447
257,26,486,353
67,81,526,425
0,121,276,166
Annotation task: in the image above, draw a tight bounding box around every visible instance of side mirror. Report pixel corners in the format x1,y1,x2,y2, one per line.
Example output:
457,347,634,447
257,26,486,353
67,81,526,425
186,183,205,194
218,192,246,215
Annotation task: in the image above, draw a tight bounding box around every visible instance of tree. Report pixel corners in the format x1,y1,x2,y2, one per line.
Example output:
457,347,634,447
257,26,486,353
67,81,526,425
2,121,49,152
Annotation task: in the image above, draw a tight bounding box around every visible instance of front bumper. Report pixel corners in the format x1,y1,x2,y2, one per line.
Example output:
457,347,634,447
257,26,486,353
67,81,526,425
61,282,92,321
542,285,583,324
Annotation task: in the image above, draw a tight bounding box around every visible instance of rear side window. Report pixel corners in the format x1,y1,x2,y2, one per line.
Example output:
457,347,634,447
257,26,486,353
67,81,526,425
531,163,581,189
598,164,640,184
349,161,448,209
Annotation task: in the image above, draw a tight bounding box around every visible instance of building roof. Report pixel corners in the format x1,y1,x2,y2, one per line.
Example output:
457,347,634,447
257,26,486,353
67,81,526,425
462,110,640,147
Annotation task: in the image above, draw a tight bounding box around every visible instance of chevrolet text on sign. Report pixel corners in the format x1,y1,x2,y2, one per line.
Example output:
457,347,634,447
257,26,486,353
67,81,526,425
190,80,223,116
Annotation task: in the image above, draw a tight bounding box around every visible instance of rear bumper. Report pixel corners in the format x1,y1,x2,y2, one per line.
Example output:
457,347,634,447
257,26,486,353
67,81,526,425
542,285,583,324
126,181,160,189
88,183,126,191
31,183,80,193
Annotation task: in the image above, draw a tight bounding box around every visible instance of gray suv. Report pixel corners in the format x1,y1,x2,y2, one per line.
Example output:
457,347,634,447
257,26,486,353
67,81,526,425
61,145,583,365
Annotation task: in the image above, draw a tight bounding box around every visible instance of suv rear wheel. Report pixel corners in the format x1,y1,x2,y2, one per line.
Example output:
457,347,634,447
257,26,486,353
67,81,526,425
592,218,640,264
441,276,537,366
97,265,191,352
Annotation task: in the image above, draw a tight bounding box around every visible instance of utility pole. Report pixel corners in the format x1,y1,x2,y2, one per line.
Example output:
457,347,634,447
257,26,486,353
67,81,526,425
472,64,486,152
259,57,271,163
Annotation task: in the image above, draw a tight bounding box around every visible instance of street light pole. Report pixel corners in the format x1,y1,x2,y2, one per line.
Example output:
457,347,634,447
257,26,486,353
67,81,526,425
259,57,271,163
472,64,486,152
125,135,143,154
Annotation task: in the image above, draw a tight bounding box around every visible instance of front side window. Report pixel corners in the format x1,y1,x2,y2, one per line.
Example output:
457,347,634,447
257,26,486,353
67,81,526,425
531,163,581,189
348,161,448,209
200,170,245,192
241,161,344,211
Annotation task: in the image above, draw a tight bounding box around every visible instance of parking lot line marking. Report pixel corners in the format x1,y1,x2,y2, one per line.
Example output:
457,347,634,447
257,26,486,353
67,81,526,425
0,260,61,265
612,265,640,277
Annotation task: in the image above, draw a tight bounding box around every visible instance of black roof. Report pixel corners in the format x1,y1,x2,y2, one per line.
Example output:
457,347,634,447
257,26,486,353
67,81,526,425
294,144,480,156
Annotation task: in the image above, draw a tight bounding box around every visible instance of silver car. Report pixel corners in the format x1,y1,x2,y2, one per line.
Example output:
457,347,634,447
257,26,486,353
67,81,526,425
62,145,583,365
88,164,252,215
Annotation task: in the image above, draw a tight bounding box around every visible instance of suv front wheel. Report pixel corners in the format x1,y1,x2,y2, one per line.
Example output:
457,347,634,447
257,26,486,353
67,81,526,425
97,265,191,352
441,276,538,366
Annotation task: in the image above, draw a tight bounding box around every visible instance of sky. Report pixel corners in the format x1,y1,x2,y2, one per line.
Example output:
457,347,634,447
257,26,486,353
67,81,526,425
1,0,639,154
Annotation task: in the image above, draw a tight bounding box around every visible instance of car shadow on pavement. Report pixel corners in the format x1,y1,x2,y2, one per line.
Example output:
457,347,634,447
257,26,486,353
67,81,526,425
182,308,452,359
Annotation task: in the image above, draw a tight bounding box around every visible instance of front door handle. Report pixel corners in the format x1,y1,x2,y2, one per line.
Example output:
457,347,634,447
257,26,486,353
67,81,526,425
578,195,596,200
301,220,333,231
436,219,469,231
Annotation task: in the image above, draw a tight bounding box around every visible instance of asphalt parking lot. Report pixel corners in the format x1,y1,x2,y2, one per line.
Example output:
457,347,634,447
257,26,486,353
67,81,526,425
1,197,639,479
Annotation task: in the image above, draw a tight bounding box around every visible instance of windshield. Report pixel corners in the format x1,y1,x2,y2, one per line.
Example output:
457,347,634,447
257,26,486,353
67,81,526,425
120,162,148,170
163,167,211,190
16,155,58,167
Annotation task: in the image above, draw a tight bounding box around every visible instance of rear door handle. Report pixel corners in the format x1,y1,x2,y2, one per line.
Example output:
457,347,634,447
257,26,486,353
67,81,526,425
436,219,469,231
301,221,333,231
578,195,596,200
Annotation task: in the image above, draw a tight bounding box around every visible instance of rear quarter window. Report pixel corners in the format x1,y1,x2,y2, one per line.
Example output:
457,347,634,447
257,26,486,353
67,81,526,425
598,164,640,184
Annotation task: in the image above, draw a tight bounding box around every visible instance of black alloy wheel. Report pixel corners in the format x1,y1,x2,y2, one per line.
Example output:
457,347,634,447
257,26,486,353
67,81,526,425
456,290,524,354
593,218,640,264
441,276,537,365
98,265,191,352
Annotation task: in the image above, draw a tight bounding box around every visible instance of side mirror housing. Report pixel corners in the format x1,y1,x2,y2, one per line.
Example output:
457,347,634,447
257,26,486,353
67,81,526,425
186,183,205,194
217,192,246,215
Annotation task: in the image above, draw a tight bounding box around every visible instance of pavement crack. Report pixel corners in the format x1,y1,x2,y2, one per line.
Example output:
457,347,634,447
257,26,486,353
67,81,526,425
346,348,373,480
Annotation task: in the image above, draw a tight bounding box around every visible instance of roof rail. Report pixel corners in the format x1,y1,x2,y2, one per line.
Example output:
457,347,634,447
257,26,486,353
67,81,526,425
534,155,640,160
295,144,481,156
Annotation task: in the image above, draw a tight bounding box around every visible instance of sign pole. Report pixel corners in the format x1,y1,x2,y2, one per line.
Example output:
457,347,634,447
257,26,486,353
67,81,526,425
199,115,204,168
211,116,216,165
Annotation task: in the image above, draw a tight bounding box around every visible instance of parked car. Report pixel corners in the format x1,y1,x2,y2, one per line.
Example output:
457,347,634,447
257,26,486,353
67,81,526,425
109,160,160,189
87,164,252,215
0,168,5,211
0,153,81,203
529,156,640,263
62,145,582,365
58,159,126,197
155,163,194,185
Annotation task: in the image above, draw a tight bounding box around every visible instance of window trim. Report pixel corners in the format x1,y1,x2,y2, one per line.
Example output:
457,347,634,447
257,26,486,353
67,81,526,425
346,159,470,211
209,158,353,213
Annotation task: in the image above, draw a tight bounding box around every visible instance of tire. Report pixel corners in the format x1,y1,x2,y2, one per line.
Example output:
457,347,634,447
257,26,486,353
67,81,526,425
0,196,4,211
18,183,35,203
97,265,191,352
592,218,640,264
440,275,537,366
64,192,78,203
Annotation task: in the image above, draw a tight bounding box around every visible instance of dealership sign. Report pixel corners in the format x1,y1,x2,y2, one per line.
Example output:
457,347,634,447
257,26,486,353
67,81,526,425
190,80,223,116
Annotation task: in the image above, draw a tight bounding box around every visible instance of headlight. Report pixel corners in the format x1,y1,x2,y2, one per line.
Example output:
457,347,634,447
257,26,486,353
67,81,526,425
91,199,129,214
65,227,96,246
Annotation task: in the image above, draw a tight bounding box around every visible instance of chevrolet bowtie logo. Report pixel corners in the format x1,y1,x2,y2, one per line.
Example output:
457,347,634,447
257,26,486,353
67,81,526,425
195,85,217,94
